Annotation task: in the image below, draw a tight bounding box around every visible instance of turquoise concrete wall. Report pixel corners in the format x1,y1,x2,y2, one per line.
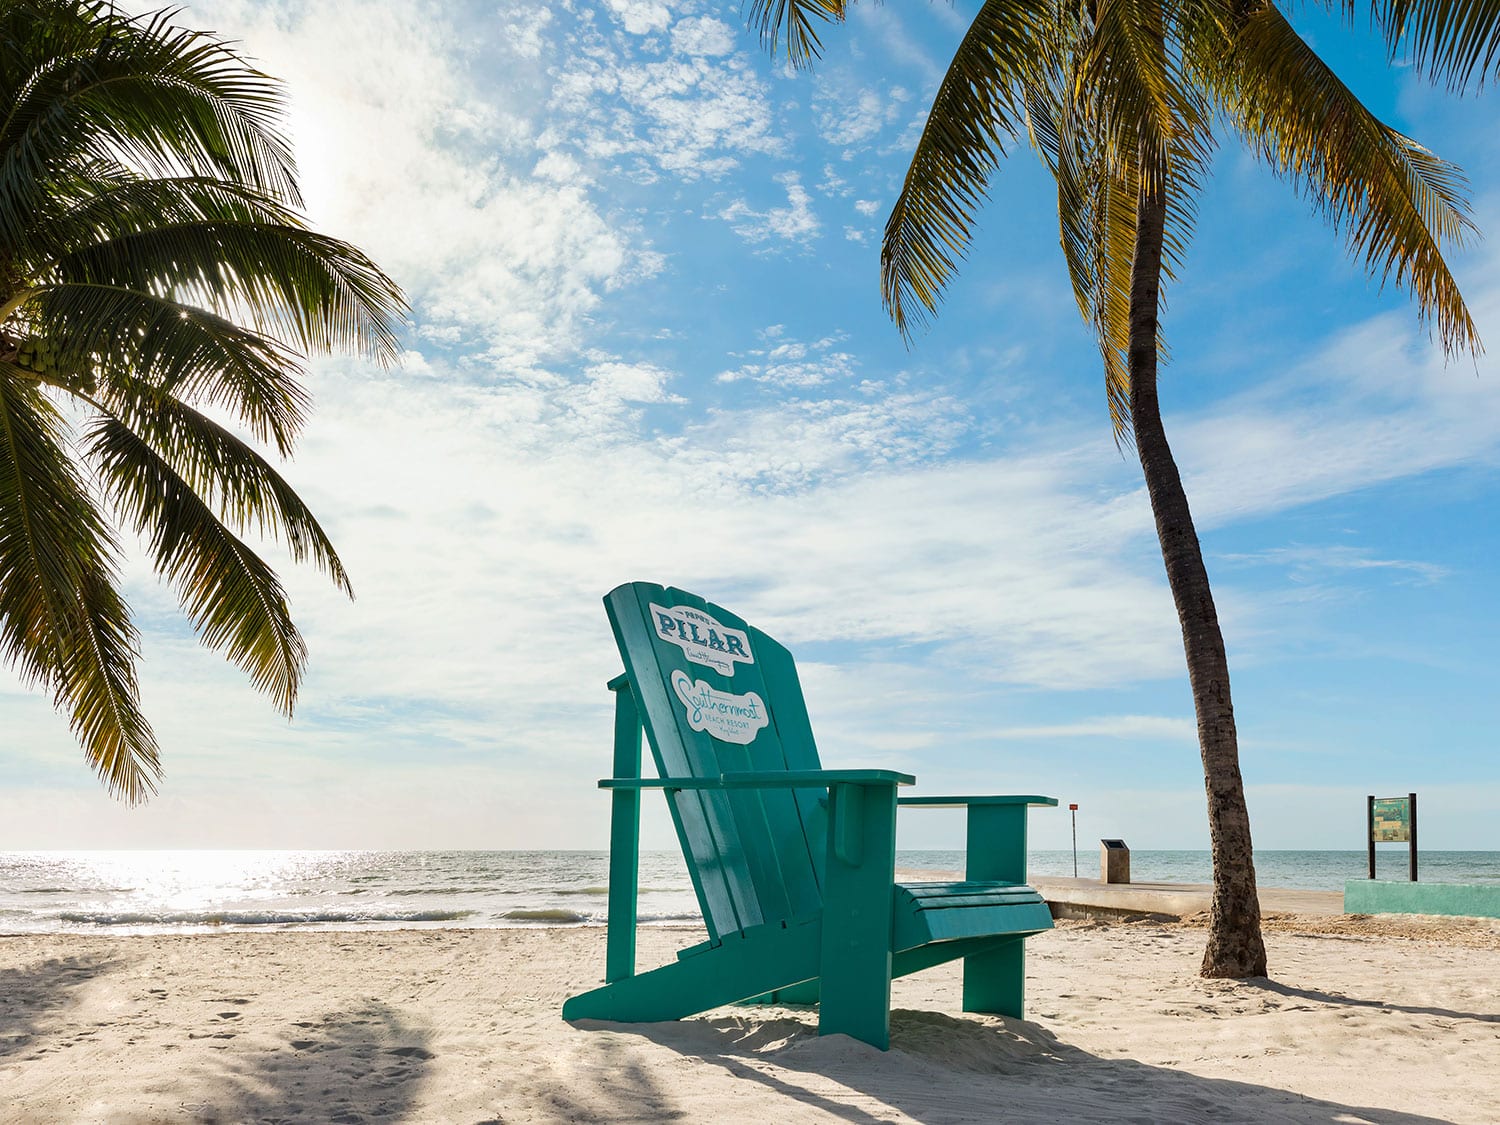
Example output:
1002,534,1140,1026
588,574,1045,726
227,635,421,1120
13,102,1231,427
1344,880,1500,919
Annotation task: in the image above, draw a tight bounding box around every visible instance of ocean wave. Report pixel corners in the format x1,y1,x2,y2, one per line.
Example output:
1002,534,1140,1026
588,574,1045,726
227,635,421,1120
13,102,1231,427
551,886,682,896
24,886,134,895
389,886,504,896
501,908,589,923
58,909,476,926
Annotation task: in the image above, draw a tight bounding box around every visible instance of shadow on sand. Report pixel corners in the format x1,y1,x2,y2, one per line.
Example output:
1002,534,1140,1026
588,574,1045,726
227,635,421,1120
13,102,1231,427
0,954,118,1062
1249,978,1500,1024
588,1007,1458,1125
190,1000,434,1125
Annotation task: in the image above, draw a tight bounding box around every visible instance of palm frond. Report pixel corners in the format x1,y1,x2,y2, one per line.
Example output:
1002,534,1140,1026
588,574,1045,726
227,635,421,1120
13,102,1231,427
1030,12,1204,438
0,363,159,801
1358,0,1500,91
103,383,352,596
0,1,300,200
743,0,847,69
87,415,307,714
54,220,406,366
881,0,1054,337
30,282,310,452
1218,3,1481,354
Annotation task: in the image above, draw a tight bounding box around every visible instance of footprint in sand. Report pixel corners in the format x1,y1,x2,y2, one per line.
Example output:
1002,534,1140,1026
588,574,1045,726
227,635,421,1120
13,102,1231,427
386,1046,434,1060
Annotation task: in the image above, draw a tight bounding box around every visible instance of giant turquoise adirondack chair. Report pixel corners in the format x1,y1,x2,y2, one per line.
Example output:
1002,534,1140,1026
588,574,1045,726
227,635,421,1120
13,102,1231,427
563,581,1057,1050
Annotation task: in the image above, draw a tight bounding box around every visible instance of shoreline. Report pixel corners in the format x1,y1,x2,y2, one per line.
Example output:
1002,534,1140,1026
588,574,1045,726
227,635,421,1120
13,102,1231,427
3,914,1496,1122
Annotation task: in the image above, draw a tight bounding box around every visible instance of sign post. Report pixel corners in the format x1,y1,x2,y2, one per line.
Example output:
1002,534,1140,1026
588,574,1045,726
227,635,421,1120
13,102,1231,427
1367,793,1418,882
1069,803,1079,877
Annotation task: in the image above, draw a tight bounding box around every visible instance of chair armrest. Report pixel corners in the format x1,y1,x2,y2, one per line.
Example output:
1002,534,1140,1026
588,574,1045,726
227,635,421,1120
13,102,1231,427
899,794,1057,808
598,777,725,790
898,795,1056,884
720,769,915,789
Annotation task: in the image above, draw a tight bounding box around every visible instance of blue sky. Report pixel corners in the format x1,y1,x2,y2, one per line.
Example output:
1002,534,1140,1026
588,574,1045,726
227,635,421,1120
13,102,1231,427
2,0,1497,852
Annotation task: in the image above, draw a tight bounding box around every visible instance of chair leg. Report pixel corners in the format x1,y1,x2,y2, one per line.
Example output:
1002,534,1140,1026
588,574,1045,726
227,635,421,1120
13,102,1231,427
962,936,1025,1018
817,781,898,1049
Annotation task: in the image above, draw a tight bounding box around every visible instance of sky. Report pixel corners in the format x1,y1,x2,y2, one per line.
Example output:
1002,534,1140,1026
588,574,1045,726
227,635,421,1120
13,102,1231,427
2,0,1497,853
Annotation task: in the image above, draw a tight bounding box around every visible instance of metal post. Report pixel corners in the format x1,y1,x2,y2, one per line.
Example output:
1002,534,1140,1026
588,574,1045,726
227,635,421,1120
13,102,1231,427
1069,803,1078,877
1367,794,1375,880
1409,791,1418,883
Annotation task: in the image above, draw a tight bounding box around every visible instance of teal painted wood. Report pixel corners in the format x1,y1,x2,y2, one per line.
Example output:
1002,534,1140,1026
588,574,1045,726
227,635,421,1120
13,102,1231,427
723,769,916,787
606,584,742,939
902,794,1040,1014
640,584,799,931
892,883,1051,950
748,626,832,914
1344,879,1500,919
605,679,641,983
889,935,1001,978
967,803,1029,884
610,582,814,935
899,795,1059,808
568,580,1060,1051
817,779,899,1050
961,938,1027,1017
563,917,823,1023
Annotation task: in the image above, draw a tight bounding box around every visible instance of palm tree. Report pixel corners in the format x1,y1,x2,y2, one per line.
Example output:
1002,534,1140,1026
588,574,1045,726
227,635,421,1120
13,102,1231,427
1,1,405,802
748,0,1494,976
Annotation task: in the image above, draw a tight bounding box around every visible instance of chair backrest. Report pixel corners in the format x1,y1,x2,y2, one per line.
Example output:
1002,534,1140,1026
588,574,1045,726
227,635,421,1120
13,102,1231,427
606,581,827,942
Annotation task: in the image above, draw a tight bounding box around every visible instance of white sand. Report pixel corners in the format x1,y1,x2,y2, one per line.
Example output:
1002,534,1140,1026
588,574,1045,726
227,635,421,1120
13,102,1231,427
1,914,1497,1123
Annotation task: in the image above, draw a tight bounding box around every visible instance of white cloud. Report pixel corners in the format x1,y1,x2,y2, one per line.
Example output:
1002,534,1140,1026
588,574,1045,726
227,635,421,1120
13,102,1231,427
716,329,856,388
670,14,735,56
1217,545,1449,585
719,172,820,244
1168,304,1500,528
547,28,782,181
182,0,641,371
602,0,670,36
983,716,1199,743
815,86,892,147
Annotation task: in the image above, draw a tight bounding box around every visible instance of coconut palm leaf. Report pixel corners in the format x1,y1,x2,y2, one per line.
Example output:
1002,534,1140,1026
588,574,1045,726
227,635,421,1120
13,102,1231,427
29,283,310,451
88,416,307,714
744,0,846,68
0,2,299,204
879,0,1053,336
2,1,405,798
1359,0,1500,90
99,386,351,595
0,364,159,800
1215,3,1479,352
53,221,404,364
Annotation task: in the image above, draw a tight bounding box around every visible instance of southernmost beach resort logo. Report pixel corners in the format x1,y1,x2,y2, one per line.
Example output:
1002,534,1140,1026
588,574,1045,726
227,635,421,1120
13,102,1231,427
650,602,754,675
671,671,769,745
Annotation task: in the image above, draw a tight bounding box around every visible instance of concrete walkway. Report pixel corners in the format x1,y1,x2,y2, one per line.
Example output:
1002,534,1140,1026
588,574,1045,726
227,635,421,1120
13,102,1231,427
1031,876,1344,920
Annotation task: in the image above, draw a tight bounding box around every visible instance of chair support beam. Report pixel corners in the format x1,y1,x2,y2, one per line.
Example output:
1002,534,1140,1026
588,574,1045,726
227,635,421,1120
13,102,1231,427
606,678,642,983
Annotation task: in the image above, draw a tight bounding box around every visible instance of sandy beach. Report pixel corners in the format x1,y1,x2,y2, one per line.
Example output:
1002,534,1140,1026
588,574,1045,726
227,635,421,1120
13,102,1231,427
2,913,1497,1124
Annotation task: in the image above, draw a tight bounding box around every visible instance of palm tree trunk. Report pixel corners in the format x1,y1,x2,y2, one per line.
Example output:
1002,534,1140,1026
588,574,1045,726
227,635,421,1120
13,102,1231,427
1128,184,1268,978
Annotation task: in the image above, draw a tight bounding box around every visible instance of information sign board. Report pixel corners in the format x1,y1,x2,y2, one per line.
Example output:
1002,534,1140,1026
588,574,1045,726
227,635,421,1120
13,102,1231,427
1366,792,1418,881
1371,797,1411,843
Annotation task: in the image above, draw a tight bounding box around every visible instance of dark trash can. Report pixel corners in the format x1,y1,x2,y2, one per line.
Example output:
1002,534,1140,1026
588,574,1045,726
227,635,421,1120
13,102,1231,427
1100,839,1130,884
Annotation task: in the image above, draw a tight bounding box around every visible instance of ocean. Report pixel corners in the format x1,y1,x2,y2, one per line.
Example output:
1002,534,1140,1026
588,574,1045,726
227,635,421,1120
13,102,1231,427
2,849,1496,936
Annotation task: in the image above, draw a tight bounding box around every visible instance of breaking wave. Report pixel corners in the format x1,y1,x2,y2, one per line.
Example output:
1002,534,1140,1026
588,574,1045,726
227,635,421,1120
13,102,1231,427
58,909,476,927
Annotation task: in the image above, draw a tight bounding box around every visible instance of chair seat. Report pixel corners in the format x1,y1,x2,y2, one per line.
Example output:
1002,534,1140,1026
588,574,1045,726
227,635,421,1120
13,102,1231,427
893,880,1054,951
